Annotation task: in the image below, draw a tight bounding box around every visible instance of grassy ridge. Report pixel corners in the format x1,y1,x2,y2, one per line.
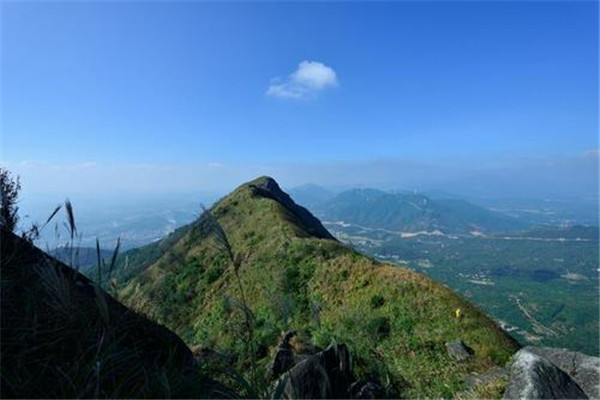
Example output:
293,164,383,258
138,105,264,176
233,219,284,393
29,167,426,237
118,177,520,398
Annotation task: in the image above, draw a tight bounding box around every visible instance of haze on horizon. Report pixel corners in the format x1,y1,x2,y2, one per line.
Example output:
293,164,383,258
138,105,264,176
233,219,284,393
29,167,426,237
2,1,598,203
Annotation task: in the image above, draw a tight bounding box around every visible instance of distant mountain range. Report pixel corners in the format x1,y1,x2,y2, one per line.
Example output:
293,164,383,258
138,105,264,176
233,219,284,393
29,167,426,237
50,246,114,272
292,186,529,235
286,183,336,208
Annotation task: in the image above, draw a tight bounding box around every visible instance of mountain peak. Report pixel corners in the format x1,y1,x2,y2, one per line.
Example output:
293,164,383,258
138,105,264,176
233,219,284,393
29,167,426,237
237,176,335,240
247,175,278,187
247,175,285,196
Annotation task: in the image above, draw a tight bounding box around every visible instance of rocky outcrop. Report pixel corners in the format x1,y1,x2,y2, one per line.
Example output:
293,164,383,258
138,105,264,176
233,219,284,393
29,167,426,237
503,348,588,399
280,344,354,399
446,340,474,362
524,346,599,400
269,331,298,378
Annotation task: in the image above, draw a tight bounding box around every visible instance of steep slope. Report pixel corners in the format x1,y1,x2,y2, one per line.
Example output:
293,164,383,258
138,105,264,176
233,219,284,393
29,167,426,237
314,188,528,234
0,229,218,399
118,177,520,398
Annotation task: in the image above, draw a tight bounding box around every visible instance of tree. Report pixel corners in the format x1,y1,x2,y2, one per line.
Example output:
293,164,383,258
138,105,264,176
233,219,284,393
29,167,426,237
0,168,21,232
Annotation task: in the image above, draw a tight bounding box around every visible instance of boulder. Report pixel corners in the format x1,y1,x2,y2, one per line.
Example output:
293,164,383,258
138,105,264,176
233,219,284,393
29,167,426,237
503,348,588,399
269,331,298,378
524,346,599,400
280,344,353,399
350,378,386,399
446,340,474,362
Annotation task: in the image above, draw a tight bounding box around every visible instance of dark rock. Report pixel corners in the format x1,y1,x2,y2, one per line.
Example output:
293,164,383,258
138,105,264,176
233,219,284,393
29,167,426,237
503,348,588,399
280,344,353,399
350,378,386,399
445,340,474,362
523,346,599,400
269,331,298,378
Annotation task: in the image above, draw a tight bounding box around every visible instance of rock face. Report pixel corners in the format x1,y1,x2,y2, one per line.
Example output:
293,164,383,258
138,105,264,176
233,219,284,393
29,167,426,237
524,346,600,400
446,340,474,362
503,349,588,399
281,344,354,399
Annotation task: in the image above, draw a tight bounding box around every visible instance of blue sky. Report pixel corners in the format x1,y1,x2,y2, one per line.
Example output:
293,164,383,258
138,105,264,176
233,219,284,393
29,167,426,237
2,1,598,195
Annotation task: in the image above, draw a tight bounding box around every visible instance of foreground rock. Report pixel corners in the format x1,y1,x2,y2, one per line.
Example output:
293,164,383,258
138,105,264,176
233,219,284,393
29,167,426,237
280,344,354,399
446,340,474,362
524,346,600,400
350,378,386,399
503,348,588,399
269,331,298,378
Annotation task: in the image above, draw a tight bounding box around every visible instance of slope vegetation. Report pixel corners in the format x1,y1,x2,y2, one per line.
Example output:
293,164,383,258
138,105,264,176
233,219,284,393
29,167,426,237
118,177,520,398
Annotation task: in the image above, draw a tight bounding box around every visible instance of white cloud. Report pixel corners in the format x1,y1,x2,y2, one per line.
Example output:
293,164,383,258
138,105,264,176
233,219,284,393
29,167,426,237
267,60,338,99
583,148,600,160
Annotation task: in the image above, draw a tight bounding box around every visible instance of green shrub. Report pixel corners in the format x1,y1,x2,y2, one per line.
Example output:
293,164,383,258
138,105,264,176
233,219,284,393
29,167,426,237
367,316,391,340
204,265,224,284
370,294,385,309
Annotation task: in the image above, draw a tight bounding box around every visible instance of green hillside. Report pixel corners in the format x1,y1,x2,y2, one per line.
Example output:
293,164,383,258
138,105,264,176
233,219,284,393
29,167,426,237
117,177,519,398
314,188,528,234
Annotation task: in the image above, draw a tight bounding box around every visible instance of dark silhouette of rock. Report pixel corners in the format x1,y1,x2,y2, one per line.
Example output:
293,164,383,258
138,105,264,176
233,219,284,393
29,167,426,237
523,346,599,400
280,344,353,399
269,331,298,378
350,378,386,399
445,340,474,362
503,349,588,399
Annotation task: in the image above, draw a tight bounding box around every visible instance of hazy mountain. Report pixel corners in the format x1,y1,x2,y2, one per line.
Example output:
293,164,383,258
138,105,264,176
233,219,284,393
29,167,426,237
50,246,114,273
287,184,336,209
313,188,529,234
114,176,519,398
